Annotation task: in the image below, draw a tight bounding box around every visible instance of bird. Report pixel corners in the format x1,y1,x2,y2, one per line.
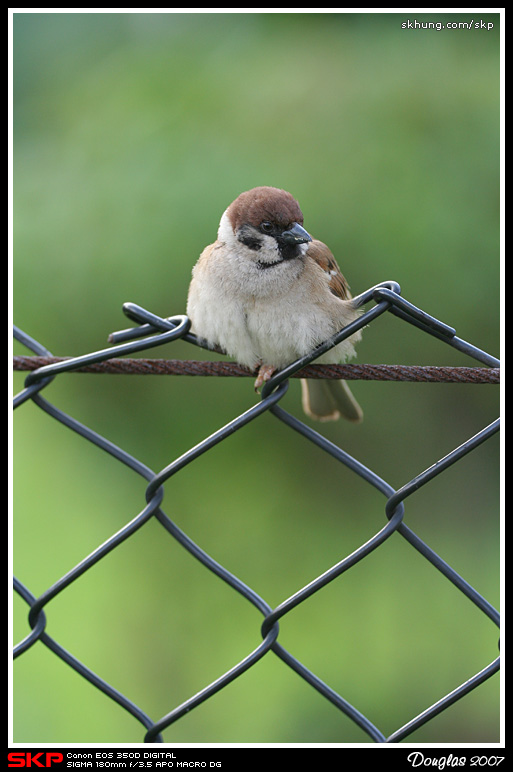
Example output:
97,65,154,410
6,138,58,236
186,186,363,422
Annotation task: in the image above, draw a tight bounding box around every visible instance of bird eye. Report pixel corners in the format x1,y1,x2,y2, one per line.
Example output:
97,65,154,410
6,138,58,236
260,221,274,233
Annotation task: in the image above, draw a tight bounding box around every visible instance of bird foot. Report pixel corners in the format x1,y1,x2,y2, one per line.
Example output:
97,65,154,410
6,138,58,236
254,364,276,392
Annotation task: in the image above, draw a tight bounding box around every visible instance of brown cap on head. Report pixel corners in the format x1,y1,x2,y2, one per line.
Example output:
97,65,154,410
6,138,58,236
226,186,304,231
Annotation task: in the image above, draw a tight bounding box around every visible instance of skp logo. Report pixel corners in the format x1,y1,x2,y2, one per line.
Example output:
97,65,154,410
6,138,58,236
8,753,64,767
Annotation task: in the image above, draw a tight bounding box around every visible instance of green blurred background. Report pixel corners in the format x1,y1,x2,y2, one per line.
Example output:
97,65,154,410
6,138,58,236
12,12,501,744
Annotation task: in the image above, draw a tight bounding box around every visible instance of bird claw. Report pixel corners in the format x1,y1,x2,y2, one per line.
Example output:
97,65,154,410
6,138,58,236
254,364,276,392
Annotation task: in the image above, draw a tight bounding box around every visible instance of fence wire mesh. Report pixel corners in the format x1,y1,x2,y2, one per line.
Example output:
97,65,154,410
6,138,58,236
12,281,500,744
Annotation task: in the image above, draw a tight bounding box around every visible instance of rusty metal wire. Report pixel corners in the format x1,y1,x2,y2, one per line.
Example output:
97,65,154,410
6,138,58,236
13,355,500,383
12,280,500,744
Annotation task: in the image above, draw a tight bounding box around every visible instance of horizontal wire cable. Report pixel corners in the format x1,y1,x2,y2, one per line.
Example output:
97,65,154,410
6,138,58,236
13,356,500,383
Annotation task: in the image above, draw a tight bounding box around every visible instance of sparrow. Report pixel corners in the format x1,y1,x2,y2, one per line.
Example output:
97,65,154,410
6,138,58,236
186,186,363,422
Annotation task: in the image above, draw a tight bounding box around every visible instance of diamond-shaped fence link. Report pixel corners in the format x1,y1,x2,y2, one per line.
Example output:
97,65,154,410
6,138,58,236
12,281,500,744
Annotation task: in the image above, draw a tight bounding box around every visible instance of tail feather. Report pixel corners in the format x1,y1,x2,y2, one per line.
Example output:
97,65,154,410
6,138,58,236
301,379,363,423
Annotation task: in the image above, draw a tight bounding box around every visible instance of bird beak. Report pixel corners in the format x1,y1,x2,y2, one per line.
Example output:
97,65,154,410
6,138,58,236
280,222,312,245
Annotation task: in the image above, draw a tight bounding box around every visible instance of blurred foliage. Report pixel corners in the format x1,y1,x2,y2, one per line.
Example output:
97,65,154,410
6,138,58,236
12,12,500,744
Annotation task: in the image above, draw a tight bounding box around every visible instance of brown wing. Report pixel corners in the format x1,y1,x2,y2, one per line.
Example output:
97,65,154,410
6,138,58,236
306,239,352,300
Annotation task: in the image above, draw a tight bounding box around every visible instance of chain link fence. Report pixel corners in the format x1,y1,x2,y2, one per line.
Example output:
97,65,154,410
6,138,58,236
12,280,500,744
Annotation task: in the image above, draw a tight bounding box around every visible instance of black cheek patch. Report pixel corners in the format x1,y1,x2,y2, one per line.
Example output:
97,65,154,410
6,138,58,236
237,226,262,251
